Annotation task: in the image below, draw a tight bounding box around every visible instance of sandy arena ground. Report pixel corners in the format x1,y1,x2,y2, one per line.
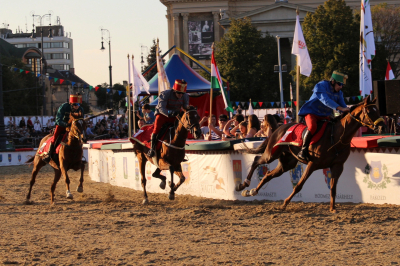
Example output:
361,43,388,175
1,165,400,265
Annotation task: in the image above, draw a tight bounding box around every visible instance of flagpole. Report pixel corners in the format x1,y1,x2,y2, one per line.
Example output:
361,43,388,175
209,43,215,136
295,8,300,123
132,55,136,134
127,54,132,138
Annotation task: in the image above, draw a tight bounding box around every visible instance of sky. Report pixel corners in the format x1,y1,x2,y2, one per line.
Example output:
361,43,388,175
0,0,169,86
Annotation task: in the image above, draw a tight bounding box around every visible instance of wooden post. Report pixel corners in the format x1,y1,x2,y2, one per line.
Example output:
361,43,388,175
127,54,132,138
296,63,300,123
209,43,214,134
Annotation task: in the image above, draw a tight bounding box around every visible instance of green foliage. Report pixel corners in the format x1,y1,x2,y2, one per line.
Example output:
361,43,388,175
215,18,291,102
80,101,91,115
111,83,127,112
141,39,165,81
294,0,360,99
1,56,42,116
94,82,126,111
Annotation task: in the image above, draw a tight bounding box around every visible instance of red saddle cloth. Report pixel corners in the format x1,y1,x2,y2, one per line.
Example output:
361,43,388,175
37,133,68,155
129,124,170,150
271,122,328,155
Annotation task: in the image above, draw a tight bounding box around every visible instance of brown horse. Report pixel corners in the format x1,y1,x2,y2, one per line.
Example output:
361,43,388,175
238,97,385,212
26,112,87,204
132,106,201,204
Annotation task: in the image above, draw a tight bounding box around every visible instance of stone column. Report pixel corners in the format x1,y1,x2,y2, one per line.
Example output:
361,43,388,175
173,14,181,49
212,12,220,43
181,13,189,63
166,14,173,57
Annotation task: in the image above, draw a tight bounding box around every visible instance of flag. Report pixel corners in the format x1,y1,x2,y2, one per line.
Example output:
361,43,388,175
292,13,312,77
290,83,293,100
211,49,233,112
156,39,170,94
360,0,376,96
284,104,287,124
385,62,395,80
248,100,254,115
131,56,150,101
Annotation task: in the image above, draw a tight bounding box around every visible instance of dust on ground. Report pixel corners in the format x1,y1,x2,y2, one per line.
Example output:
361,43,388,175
1,165,400,265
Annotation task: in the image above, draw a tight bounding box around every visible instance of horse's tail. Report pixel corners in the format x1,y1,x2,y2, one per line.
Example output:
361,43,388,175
239,138,269,154
25,156,35,165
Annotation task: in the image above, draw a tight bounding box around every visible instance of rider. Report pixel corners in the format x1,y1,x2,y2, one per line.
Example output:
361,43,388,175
297,71,350,161
43,93,85,163
147,79,190,158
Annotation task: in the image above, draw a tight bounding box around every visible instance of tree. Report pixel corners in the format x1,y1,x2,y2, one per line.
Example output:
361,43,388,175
94,83,108,108
111,83,127,113
141,39,165,81
294,0,360,99
371,3,400,78
215,18,291,102
1,56,42,116
94,83,126,111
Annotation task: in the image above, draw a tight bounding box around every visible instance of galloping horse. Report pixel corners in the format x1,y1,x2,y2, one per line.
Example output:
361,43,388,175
26,112,87,204
238,97,385,212
132,106,201,204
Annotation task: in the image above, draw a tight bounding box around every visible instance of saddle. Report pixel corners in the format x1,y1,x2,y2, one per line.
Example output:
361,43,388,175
38,133,68,157
130,122,174,151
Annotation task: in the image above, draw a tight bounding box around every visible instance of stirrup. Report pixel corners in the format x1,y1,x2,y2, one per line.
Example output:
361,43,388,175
147,149,155,157
42,154,51,163
297,149,308,161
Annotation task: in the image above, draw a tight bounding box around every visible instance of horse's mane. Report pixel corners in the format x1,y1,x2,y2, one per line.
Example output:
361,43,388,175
334,101,364,122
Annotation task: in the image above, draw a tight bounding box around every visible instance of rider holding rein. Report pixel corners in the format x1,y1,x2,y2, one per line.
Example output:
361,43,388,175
147,79,189,158
43,94,84,163
297,71,350,161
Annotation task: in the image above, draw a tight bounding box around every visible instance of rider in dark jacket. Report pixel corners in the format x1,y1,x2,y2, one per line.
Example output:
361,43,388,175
43,94,84,163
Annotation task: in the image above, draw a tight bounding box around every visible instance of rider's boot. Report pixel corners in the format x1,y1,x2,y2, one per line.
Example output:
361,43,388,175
147,133,158,158
298,129,313,161
43,143,55,163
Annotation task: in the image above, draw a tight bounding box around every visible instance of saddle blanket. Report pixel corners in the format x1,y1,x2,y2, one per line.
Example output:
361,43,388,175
38,134,68,155
129,125,169,150
271,122,328,155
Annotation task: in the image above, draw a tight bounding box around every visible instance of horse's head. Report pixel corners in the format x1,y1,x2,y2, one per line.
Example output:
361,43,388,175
350,96,386,134
180,106,202,139
68,111,87,143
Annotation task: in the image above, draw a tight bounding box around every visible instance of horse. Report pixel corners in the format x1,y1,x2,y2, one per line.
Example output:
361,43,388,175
238,96,386,213
26,112,87,204
132,106,202,204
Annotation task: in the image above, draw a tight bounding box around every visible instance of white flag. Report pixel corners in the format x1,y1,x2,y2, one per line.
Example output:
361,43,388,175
359,0,375,97
156,40,170,94
248,101,254,115
132,58,150,101
292,13,312,77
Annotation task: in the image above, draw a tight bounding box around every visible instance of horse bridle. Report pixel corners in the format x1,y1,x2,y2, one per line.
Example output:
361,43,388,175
70,118,85,144
348,104,384,132
176,109,200,136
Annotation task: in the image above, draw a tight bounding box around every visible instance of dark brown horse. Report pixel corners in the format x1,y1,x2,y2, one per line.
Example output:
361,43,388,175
26,112,87,204
132,106,201,204
238,97,385,212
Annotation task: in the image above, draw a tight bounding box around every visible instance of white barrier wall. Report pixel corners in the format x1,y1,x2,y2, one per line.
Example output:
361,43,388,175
88,148,400,205
0,149,88,166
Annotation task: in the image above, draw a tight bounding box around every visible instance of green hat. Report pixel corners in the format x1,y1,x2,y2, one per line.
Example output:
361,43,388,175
331,71,348,84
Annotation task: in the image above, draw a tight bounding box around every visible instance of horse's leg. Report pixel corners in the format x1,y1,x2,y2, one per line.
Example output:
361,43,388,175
60,160,73,199
50,169,62,205
242,153,297,197
172,164,185,192
152,168,166,190
26,156,46,203
138,153,148,204
76,162,85,193
168,165,175,200
329,164,344,213
236,155,264,191
282,161,317,210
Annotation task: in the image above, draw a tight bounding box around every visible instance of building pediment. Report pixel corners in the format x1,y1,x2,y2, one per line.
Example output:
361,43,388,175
219,2,315,26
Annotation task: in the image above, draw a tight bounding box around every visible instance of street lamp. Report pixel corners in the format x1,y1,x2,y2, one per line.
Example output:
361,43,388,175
100,28,112,109
31,12,53,116
276,35,284,109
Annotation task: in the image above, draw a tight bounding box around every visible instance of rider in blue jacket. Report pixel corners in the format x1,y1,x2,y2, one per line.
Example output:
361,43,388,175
297,71,350,161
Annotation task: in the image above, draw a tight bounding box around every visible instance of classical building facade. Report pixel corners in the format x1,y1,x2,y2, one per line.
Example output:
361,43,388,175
161,0,397,71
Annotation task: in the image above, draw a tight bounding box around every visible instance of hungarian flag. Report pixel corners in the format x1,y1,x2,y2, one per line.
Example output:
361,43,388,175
211,50,233,112
292,13,312,77
156,39,170,94
385,62,395,80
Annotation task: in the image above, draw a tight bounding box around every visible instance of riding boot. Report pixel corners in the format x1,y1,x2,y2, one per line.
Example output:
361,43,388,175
298,129,313,161
147,133,158,158
43,143,55,163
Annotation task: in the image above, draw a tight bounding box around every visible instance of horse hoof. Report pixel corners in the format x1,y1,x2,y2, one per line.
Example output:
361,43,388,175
142,198,149,205
76,187,83,193
250,189,258,196
66,191,73,199
169,194,175,200
241,190,251,197
159,181,166,190
330,209,337,214
235,183,243,192
24,200,34,205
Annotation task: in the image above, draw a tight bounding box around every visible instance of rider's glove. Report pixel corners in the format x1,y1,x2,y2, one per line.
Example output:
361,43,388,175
168,110,179,117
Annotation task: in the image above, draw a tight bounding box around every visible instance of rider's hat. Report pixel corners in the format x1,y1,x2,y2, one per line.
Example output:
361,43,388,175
173,79,187,93
69,93,82,105
331,71,348,84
